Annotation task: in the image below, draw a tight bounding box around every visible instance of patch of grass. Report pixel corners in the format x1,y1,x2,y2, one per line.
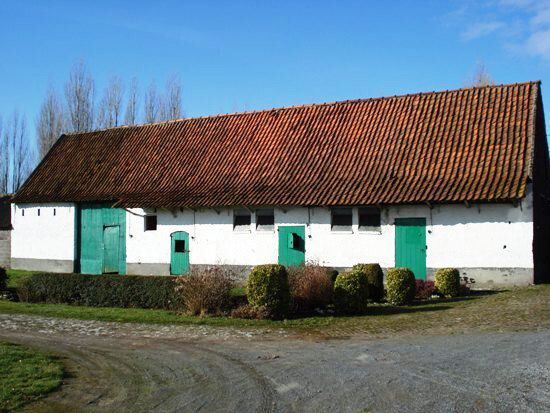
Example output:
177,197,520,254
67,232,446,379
230,286,246,297
0,342,63,411
0,300,275,328
6,268,41,289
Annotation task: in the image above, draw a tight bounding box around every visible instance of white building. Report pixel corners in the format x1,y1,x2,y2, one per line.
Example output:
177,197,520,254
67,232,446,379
10,82,550,287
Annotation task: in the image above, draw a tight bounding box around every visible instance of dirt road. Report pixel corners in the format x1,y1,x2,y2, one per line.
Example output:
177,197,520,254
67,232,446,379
1,313,549,413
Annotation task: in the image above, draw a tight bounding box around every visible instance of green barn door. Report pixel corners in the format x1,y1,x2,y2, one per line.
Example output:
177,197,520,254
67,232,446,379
103,225,120,274
171,231,190,275
395,218,426,280
78,204,126,275
278,226,306,267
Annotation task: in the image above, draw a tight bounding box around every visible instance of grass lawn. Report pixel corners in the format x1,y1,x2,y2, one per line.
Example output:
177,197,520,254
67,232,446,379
0,342,63,411
2,269,549,336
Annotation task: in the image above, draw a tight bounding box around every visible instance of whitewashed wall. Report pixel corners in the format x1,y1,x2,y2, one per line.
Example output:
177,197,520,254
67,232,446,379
11,203,76,270
126,208,278,266
126,190,534,270
10,188,534,283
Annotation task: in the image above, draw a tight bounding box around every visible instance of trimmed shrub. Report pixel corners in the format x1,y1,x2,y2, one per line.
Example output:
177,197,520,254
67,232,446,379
174,266,235,315
415,279,436,300
434,268,460,297
0,267,7,291
352,263,384,302
246,264,290,319
287,263,333,314
230,304,272,320
333,270,369,315
16,273,180,309
386,268,415,305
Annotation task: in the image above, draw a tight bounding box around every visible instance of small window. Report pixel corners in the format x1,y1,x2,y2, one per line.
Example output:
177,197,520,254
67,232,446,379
234,209,251,231
21,209,24,217
144,215,157,231
37,209,40,216
331,207,352,231
53,208,56,216
174,240,186,253
359,207,381,232
256,208,274,231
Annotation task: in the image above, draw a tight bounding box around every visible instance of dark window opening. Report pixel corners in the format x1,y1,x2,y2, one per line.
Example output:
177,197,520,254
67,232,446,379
234,209,251,231
145,215,157,231
175,240,186,253
37,209,40,216
331,208,352,231
21,209,24,217
359,207,381,232
256,208,274,231
53,208,56,216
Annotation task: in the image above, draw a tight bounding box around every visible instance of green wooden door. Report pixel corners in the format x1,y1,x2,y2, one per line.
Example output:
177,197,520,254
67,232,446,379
103,225,120,274
171,231,190,275
395,218,426,280
78,204,126,275
278,226,306,267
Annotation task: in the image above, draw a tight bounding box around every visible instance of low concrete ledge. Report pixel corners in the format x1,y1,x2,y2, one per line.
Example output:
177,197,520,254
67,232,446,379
10,258,74,273
125,263,533,288
126,263,170,276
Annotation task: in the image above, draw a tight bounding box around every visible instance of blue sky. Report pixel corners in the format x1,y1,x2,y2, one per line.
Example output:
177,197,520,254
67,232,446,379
0,0,548,132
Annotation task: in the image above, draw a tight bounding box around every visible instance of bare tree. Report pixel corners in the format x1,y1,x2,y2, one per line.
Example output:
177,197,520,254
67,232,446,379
143,81,162,123
163,74,182,120
65,61,95,132
97,76,124,129
0,116,7,194
469,62,495,87
36,85,65,159
4,112,33,192
124,77,139,126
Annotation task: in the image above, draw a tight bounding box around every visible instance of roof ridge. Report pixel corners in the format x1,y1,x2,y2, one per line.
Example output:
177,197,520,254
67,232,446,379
63,80,541,136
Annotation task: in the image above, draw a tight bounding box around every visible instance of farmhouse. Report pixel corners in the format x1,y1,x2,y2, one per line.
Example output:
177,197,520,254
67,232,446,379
10,82,550,286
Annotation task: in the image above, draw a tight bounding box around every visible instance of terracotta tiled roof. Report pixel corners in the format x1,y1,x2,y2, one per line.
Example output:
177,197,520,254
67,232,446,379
14,82,542,207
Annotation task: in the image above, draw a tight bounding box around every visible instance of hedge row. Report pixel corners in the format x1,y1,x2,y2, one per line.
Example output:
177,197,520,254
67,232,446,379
16,273,181,310
7,264,463,318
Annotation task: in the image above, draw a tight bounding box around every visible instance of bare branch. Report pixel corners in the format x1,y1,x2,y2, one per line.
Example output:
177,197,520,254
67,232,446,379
124,77,139,126
4,112,34,193
0,116,7,194
163,74,182,120
36,85,65,159
143,81,162,124
469,62,495,87
98,76,124,129
64,61,95,132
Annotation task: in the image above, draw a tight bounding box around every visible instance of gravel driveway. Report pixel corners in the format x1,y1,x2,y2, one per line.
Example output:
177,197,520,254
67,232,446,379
1,313,549,413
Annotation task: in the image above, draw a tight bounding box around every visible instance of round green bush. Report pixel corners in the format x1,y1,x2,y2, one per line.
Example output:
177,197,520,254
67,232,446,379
333,270,369,314
386,268,415,305
434,268,460,297
0,267,7,291
246,264,290,318
352,263,384,302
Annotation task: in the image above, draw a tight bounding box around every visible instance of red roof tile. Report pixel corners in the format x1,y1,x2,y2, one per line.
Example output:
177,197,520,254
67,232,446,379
14,82,542,207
